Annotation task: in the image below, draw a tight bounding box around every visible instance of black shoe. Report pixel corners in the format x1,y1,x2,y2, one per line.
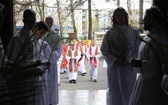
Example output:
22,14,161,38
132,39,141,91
74,81,77,84
69,80,73,83
83,72,87,74
81,73,85,76
94,79,97,82
72,80,77,84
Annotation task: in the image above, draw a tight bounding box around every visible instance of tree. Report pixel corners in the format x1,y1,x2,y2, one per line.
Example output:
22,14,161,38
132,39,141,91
70,0,77,36
63,0,87,39
88,0,92,39
139,0,143,31
34,0,45,21
127,0,133,25
56,0,63,37
105,0,120,7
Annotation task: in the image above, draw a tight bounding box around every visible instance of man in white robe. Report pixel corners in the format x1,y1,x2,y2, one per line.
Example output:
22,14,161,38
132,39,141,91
101,7,140,105
129,6,168,105
86,40,101,82
43,16,62,105
78,41,87,76
66,43,81,84
6,9,39,105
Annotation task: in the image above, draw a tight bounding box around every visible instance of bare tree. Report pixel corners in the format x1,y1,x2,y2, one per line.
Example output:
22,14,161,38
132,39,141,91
88,0,92,39
105,0,120,7
70,0,77,35
117,0,120,7
127,0,132,25
63,0,87,39
139,0,143,31
34,0,45,20
56,0,63,37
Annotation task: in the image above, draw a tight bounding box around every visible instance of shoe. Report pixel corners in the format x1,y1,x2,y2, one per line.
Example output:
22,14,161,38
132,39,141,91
83,72,87,74
73,80,77,84
94,79,97,82
82,73,85,76
74,81,77,84
69,80,73,83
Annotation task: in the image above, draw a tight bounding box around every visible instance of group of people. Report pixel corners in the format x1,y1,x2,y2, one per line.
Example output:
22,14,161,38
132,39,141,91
0,7,103,105
1,4,168,105
58,39,101,84
101,6,168,105
0,9,61,105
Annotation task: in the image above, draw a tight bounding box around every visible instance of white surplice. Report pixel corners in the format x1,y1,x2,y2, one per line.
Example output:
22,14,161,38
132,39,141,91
86,45,101,80
67,49,81,81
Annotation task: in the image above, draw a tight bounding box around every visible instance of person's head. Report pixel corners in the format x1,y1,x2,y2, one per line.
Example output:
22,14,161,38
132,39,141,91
81,41,84,45
143,6,163,31
91,40,96,46
45,16,54,31
22,9,36,31
111,7,128,26
31,21,48,38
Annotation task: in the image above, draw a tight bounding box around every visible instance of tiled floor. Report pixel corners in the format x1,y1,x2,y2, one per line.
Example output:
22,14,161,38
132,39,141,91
58,90,109,105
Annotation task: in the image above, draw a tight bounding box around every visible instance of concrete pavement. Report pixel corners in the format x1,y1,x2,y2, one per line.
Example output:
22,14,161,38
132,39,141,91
58,57,110,105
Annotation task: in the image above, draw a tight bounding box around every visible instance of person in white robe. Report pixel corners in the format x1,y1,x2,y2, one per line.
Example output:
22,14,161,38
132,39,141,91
86,40,101,82
78,41,87,76
129,6,168,105
31,21,51,105
43,16,62,105
60,42,68,73
6,9,39,105
66,42,81,84
101,7,140,105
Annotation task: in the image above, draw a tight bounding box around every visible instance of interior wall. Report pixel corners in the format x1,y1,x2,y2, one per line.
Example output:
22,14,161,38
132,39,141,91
0,0,13,51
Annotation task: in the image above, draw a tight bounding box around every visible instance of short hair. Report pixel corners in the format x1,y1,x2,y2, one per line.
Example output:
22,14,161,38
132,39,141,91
45,16,54,22
23,9,36,20
145,6,163,24
32,21,48,32
111,7,129,26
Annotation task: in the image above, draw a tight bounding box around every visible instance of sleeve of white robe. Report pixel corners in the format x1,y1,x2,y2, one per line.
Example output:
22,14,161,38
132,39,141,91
140,42,161,79
95,46,101,59
52,36,62,61
132,29,141,58
7,35,22,62
42,41,51,62
100,31,118,69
